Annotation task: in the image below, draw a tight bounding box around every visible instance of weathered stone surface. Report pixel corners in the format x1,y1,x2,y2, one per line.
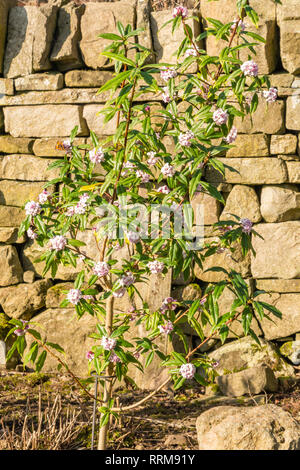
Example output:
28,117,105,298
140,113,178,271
137,0,153,62
151,10,200,71
206,158,288,185
217,366,278,397
280,341,300,366
0,227,25,244
4,105,88,137
192,191,221,225
257,293,300,340
23,271,35,284
260,185,300,222
287,95,300,131
256,279,300,293
279,20,300,75
172,283,202,303
195,240,251,283
83,104,118,135
33,137,86,157
0,136,33,154
270,134,298,155
0,155,60,181
196,404,300,450
65,70,112,88
0,180,52,207
0,279,52,319
80,2,135,69
0,78,14,96
0,0,16,74
0,205,24,227
46,282,73,308
287,162,300,183
209,336,294,378
0,88,112,106
251,222,300,279
221,185,261,223
236,101,285,135
226,134,269,158
0,108,3,132
14,72,64,91
0,245,23,286
269,73,294,89
4,5,58,78
50,2,84,70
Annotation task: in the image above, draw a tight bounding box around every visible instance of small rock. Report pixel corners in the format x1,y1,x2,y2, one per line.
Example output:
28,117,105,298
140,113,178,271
23,271,35,284
217,366,278,397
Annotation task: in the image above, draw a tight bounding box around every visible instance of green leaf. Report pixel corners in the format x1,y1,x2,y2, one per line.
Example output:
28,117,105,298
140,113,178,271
100,52,135,67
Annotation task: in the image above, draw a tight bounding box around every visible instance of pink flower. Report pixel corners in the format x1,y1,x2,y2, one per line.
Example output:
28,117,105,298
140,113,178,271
162,87,172,103
101,336,117,351
25,201,41,217
160,67,177,82
263,87,278,103
178,130,194,147
145,105,150,112
147,260,165,274
173,6,188,18
109,352,121,363
62,140,72,151
231,18,246,32
185,47,198,57
133,351,140,359
67,288,82,305
161,297,177,313
14,321,29,337
157,185,170,194
161,163,175,178
120,272,135,287
241,60,258,77
49,235,67,251
127,231,140,244
147,151,158,166
27,227,38,240
121,161,136,177
240,218,253,234
66,206,76,216
86,351,94,361
89,147,104,164
158,321,174,334
180,363,196,379
136,170,150,183
93,261,110,277
38,190,50,204
225,126,238,144
213,108,228,126
113,288,126,298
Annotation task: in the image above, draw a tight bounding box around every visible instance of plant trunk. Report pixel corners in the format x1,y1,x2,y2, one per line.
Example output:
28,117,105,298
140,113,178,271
98,295,114,450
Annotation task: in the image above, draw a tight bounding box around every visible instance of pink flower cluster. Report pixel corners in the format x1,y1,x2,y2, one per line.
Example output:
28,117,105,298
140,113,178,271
62,140,72,152
161,297,177,313
101,336,117,351
67,288,82,305
162,87,172,103
86,350,94,361
121,161,136,177
120,272,135,287
185,47,198,57
113,288,126,298
241,60,258,77
136,170,150,183
49,235,67,251
225,126,238,144
158,321,174,335
93,261,110,277
127,231,140,244
160,67,177,82
178,130,194,147
14,320,29,337
173,6,188,18
147,260,165,274
263,87,278,103
157,185,170,194
27,227,38,240
38,190,51,204
231,18,246,32
25,201,41,217
89,147,105,164
161,163,176,178
147,151,158,166
240,218,253,234
180,363,196,379
74,193,89,215
109,352,121,363
213,108,229,126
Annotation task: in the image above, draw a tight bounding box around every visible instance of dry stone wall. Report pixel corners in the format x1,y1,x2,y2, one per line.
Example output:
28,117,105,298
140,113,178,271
0,0,300,385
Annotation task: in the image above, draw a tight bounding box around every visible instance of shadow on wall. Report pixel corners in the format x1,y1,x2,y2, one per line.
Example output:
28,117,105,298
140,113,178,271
3,7,28,77
50,9,71,59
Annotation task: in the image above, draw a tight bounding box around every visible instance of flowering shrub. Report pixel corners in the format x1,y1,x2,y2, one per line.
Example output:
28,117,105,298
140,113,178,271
7,0,283,450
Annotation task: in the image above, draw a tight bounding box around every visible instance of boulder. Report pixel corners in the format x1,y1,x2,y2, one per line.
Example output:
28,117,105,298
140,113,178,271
0,155,60,181
0,279,52,319
50,2,84,71
217,366,278,397
79,2,135,69
270,134,298,155
209,336,294,378
137,0,153,62
221,185,261,223
46,282,74,308
260,185,300,222
279,19,300,75
4,5,58,78
251,222,300,279
196,404,300,450
226,134,269,158
4,105,88,137
14,72,64,91
0,245,23,286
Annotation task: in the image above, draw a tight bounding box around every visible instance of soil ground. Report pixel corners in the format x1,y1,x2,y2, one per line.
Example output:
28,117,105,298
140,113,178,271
0,370,300,450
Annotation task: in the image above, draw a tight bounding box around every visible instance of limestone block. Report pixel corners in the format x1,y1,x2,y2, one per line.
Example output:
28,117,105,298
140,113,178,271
4,5,58,78
226,134,269,158
14,72,64,91
0,205,24,227
3,105,88,137
287,95,300,131
50,2,84,71
217,366,278,397
256,279,300,293
280,20,300,75
236,100,285,135
23,271,35,284
33,137,86,157
0,180,52,207
191,191,221,225
205,158,288,185
0,155,60,181
257,292,300,339
0,136,33,154
83,104,118,135
0,0,16,74
0,227,25,244
137,0,153,62
260,185,300,222
46,282,74,308
79,2,135,69
0,279,52,319
0,88,110,106
221,185,261,223
0,245,23,286
65,70,113,88
0,79,14,95
270,134,298,155
287,162,300,183
251,222,300,279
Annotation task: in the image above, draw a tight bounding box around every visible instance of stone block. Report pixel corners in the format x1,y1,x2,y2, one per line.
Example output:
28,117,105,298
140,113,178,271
257,292,300,339
0,136,33,154
65,70,113,88
256,279,300,293
221,185,261,223
260,185,300,222
226,134,269,158
14,72,64,91
0,180,52,206
217,366,278,397
0,155,60,181
0,245,23,286
236,100,285,135
0,205,24,227
270,134,298,155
